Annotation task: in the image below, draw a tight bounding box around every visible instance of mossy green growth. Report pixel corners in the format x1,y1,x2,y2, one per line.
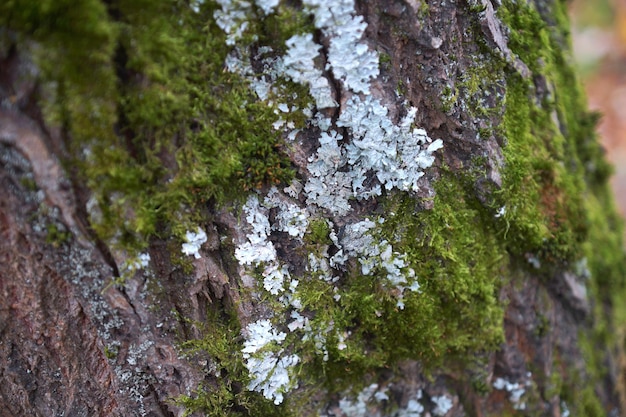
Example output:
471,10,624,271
496,0,626,414
498,0,625,306
277,173,507,394
497,74,588,261
493,0,610,264
45,221,72,248
1,0,305,253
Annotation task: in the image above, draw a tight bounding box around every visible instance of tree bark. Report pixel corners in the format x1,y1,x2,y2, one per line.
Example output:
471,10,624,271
1,0,624,416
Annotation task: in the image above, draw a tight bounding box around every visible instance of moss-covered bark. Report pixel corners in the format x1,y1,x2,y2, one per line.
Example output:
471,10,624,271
1,0,624,416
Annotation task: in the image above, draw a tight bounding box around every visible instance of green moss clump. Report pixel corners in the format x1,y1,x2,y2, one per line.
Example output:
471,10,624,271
45,222,71,247
497,74,588,261
1,0,304,252
492,0,612,264
277,173,506,394
496,0,626,414
304,218,331,246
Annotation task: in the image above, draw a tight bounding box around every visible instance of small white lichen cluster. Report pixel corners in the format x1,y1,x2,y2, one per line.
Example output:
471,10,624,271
214,0,253,46
235,195,293,295
303,0,379,94
431,395,453,416
336,219,420,309
493,376,529,410
265,187,309,238
242,319,299,405
255,0,280,15
234,194,307,403
395,397,425,417
283,34,337,109
181,228,207,259
334,384,389,417
325,385,430,417
189,0,205,13
304,103,443,215
122,252,151,273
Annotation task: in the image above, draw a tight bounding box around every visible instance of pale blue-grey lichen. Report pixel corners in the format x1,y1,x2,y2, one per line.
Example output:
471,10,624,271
212,0,445,404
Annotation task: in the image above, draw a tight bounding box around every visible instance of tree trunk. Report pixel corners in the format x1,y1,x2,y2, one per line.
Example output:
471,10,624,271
1,0,624,416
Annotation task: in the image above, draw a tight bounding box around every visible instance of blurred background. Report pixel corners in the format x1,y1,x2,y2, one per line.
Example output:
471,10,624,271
570,0,626,219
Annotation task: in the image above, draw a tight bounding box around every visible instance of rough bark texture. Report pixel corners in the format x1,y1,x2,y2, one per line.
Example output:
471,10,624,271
1,0,625,416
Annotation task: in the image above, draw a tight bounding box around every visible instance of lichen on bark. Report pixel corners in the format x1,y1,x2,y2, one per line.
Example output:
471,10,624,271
1,0,625,416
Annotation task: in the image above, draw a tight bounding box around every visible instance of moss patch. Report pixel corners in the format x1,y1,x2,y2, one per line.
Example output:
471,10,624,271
1,0,305,252
494,0,614,264
496,0,626,414
267,172,508,395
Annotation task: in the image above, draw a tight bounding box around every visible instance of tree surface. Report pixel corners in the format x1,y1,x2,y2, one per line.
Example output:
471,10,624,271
1,0,625,416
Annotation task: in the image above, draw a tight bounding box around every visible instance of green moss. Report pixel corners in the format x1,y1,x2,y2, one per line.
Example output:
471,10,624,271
440,85,457,114
304,218,331,246
2,0,301,254
104,344,119,360
395,79,407,97
270,173,507,394
468,2,488,13
497,74,587,261
45,222,71,247
494,0,625,414
489,0,613,266
379,52,391,65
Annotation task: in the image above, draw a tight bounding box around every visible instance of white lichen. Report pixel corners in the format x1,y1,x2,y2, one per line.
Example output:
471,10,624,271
304,0,379,94
123,252,151,272
254,0,279,15
265,187,309,238
432,395,453,416
261,263,290,295
493,377,528,410
246,352,300,405
181,228,207,259
283,34,337,109
235,196,276,266
235,195,293,294
242,319,299,404
242,319,286,356
336,384,388,417
304,95,443,215
214,0,253,46
395,398,425,417
190,0,204,13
